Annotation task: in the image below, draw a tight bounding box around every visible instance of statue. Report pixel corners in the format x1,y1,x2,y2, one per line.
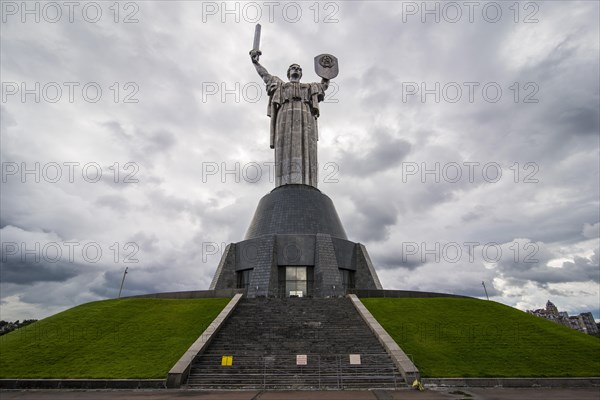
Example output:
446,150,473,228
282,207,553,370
249,25,337,188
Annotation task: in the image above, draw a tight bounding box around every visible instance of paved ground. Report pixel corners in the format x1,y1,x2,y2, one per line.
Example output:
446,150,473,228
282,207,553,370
1,388,599,400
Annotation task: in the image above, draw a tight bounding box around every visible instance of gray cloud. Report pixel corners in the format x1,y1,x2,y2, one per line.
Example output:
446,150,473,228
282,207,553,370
375,253,426,271
1,1,598,320
499,248,600,285
95,194,131,213
338,130,412,177
0,259,79,285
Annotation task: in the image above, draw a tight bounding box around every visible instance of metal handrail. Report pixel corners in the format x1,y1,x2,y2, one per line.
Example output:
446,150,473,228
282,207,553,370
191,353,401,389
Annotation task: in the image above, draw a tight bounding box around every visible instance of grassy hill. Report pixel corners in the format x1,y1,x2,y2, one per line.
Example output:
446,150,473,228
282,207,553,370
361,297,600,377
0,298,229,379
2,296,598,380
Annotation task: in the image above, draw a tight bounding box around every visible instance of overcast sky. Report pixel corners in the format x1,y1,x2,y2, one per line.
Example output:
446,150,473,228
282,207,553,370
1,1,599,321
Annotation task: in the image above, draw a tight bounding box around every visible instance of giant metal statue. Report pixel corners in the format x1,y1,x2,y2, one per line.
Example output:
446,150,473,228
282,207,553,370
249,24,338,188
210,26,382,299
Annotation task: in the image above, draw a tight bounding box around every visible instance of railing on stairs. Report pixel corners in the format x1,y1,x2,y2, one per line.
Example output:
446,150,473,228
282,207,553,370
188,353,402,389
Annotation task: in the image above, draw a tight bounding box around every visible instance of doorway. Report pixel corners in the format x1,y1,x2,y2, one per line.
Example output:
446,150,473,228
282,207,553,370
278,266,314,297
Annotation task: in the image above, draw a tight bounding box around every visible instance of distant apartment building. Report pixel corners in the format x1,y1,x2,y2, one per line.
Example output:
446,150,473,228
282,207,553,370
527,300,599,335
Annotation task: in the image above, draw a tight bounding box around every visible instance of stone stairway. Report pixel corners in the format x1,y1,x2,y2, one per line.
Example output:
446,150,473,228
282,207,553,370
186,297,404,389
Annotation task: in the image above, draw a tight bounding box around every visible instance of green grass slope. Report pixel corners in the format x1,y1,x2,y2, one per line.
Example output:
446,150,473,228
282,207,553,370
0,298,230,379
361,297,600,378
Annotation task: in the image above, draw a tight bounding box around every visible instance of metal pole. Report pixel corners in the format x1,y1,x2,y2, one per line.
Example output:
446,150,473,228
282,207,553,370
118,267,128,298
482,281,489,300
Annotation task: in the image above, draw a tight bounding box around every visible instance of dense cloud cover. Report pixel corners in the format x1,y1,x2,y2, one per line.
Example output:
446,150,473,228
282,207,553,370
1,1,598,320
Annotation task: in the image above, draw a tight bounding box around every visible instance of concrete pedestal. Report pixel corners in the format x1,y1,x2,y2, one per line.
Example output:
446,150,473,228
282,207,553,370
210,185,382,297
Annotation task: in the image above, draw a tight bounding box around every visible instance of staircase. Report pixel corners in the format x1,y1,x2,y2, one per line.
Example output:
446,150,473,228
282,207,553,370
186,297,404,389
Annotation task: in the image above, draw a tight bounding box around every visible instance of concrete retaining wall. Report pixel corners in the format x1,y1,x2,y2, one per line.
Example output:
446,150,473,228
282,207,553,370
424,377,600,387
347,294,420,384
122,288,244,299
166,293,243,388
0,379,164,389
348,289,471,299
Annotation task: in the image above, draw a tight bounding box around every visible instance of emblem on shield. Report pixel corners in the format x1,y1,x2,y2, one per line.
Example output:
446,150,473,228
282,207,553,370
314,54,339,79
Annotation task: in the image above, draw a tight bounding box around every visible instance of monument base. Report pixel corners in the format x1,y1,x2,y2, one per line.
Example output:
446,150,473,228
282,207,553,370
209,185,383,298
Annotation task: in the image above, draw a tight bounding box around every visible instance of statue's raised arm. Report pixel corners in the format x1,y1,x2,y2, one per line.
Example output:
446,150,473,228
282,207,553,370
249,24,271,84
249,49,271,84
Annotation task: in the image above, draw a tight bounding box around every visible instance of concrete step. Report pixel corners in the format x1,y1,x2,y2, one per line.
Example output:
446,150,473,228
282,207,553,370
186,297,403,389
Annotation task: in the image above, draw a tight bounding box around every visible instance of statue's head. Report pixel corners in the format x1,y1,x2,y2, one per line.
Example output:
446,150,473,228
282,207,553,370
287,64,302,82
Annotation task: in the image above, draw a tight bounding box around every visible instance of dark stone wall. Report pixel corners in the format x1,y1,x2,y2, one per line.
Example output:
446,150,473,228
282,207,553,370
276,234,315,266
211,235,385,297
246,235,276,297
332,237,356,270
210,185,384,297
236,235,317,270
209,243,236,290
235,238,260,271
244,185,348,240
355,244,383,290
314,233,344,297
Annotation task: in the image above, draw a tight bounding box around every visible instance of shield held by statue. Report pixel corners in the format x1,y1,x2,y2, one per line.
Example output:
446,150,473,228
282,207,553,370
314,54,339,79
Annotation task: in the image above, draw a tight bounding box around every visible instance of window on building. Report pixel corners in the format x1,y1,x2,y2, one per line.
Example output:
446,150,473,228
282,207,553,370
341,269,355,290
236,269,252,290
278,266,314,297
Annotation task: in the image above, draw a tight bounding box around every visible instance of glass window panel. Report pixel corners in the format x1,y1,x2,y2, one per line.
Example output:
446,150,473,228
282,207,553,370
286,281,295,293
296,267,307,280
297,281,307,293
246,270,252,288
284,266,312,297
286,267,296,280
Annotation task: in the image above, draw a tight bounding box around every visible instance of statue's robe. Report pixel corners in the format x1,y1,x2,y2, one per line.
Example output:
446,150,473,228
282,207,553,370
265,75,326,188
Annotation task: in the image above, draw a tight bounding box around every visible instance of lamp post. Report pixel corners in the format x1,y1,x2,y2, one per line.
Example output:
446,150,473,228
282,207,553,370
118,267,128,298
